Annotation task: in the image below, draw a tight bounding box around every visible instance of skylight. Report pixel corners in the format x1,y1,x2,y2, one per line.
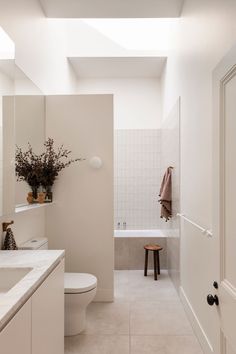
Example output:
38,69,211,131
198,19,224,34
82,18,179,51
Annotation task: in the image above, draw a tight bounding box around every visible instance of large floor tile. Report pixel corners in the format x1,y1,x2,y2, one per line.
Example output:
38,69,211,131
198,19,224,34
65,335,129,354
130,301,193,335
85,302,130,335
114,270,179,302
114,270,130,287
114,271,132,302
130,335,203,354
64,270,203,354
128,271,178,302
129,285,179,302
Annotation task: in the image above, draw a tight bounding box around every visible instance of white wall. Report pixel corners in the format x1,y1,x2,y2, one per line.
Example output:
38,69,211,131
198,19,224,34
0,0,77,94
77,78,161,129
160,99,180,292
45,94,114,301
0,70,14,95
66,21,127,57
160,1,236,353
14,77,42,95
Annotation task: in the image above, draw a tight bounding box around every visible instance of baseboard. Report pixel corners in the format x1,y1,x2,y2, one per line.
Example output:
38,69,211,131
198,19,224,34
93,288,114,302
180,286,213,354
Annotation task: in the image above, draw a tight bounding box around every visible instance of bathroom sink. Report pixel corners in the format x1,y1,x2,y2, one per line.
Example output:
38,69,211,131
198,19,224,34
0,267,33,294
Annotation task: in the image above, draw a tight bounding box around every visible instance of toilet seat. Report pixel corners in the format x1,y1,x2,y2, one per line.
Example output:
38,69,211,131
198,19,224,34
64,273,97,294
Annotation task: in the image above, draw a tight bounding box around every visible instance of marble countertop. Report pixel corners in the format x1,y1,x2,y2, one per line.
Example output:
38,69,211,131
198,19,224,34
0,250,65,332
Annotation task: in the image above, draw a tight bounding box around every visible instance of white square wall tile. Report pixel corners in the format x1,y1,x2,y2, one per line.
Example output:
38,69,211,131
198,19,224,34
114,129,161,230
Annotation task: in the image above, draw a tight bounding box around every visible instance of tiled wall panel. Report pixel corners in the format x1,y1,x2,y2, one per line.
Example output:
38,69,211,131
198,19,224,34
114,129,161,230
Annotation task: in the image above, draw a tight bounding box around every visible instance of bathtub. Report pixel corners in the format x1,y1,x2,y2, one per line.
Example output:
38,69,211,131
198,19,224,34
114,229,167,270
114,229,165,238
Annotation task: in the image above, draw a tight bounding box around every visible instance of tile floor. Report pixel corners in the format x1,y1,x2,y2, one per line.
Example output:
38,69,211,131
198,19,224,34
65,270,204,354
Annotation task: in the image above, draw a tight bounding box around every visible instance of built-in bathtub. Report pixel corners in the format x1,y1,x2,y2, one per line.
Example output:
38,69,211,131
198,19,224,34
114,229,167,270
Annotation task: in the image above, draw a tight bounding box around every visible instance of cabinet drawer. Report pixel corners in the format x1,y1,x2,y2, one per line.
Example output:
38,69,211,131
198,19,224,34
32,260,64,354
0,299,31,354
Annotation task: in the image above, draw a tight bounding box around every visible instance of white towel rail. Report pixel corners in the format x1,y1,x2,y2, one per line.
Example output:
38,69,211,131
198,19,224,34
177,213,213,237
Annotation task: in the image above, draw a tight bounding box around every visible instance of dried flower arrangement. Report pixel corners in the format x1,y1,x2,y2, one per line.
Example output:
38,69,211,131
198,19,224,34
15,144,44,199
16,138,84,203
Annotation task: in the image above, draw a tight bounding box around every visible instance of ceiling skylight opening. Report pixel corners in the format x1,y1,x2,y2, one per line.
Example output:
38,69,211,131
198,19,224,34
81,18,180,52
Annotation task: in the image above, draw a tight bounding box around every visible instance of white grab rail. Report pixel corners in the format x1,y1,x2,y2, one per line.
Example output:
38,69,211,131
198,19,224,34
177,213,213,238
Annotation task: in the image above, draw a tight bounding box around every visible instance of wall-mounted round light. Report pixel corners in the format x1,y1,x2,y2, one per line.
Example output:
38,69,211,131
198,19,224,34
89,156,103,169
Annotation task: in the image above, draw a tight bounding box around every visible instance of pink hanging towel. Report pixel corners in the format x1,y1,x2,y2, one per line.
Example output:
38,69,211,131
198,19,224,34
159,167,172,221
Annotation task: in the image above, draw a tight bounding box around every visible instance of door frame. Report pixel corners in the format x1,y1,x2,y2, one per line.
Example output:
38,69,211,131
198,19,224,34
213,44,236,354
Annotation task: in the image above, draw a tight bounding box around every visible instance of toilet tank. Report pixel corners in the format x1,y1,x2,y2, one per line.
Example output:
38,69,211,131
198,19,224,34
19,237,48,250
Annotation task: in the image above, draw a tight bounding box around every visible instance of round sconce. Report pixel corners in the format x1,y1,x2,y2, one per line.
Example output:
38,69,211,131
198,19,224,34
89,156,103,169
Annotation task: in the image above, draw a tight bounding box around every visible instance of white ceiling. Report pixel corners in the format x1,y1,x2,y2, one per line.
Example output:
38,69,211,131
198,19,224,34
39,0,184,18
69,57,166,79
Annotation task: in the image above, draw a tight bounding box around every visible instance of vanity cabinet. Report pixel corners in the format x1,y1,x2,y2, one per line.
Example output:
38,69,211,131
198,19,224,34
0,299,31,354
32,260,64,354
0,259,64,354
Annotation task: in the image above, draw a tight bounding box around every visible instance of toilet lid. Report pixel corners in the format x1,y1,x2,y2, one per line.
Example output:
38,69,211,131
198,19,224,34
64,273,97,294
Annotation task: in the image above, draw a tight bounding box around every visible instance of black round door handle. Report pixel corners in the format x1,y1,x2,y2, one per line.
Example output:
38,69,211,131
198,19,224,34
207,294,219,306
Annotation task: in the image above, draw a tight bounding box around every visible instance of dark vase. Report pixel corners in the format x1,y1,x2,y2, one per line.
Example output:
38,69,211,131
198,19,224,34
3,228,18,250
31,186,38,200
45,186,53,202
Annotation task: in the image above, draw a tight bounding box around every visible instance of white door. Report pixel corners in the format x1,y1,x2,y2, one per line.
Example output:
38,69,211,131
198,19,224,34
213,45,236,354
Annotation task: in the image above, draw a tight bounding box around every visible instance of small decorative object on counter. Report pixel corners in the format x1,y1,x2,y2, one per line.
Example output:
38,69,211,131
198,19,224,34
26,191,46,204
27,192,34,204
15,138,84,204
45,186,53,203
37,192,46,204
3,228,18,250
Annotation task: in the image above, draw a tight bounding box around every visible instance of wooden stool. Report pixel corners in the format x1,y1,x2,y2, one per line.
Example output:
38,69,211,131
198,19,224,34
144,244,163,281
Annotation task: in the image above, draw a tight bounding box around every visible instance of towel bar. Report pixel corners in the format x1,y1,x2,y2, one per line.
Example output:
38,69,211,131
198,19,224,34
177,213,213,237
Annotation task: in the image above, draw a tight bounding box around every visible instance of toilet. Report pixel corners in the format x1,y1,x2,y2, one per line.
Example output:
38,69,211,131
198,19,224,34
19,237,97,336
64,272,97,335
